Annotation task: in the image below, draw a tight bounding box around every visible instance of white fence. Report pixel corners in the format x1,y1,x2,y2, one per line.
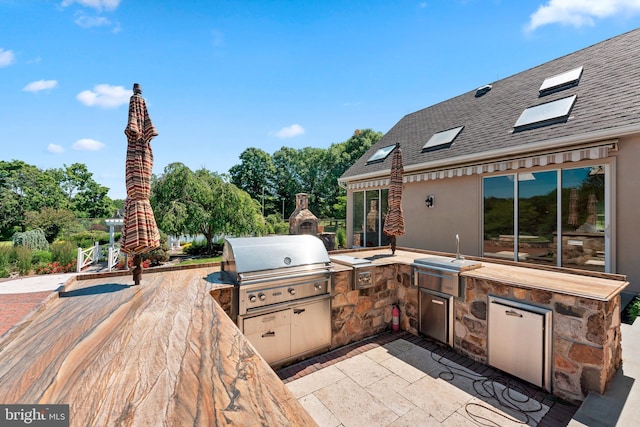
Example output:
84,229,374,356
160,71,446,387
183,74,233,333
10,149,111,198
77,243,124,273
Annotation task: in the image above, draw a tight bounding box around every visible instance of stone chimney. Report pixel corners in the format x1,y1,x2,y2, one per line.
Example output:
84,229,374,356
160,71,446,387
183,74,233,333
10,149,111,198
288,193,318,235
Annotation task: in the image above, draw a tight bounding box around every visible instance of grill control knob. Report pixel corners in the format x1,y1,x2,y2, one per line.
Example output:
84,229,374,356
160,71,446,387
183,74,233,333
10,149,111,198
249,294,257,303
288,288,296,296
314,283,323,290
258,293,266,301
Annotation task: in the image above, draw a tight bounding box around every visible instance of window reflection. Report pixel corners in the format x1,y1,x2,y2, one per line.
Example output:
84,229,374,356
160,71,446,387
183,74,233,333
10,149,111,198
352,192,364,247
483,175,515,261
352,188,391,248
561,166,605,271
482,165,607,272
518,171,557,266
365,190,379,247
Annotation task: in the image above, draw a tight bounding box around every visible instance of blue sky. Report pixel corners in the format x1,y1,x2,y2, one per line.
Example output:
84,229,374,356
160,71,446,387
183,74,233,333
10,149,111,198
2,1,640,199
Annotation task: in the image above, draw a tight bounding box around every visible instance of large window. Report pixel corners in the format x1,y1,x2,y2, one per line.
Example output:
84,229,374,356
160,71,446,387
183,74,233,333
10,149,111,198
561,167,605,270
352,189,390,248
518,170,557,266
483,165,607,272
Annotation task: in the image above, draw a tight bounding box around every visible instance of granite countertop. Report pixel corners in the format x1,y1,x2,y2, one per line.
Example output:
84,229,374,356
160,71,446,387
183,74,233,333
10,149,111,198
0,266,315,427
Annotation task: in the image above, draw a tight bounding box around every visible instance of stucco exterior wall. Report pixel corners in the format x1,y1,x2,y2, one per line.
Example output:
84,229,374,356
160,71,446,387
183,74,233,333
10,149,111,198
398,173,482,256
614,135,640,294
346,138,639,295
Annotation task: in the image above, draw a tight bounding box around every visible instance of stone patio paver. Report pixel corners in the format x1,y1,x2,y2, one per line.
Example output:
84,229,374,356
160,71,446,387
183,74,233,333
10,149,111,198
279,332,578,426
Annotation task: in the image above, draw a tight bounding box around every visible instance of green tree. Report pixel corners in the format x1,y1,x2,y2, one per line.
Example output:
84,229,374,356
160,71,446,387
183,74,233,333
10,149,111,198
72,180,114,219
0,160,66,238
151,163,265,253
272,147,305,217
229,148,276,206
319,129,382,217
24,207,76,242
54,163,114,218
228,129,382,220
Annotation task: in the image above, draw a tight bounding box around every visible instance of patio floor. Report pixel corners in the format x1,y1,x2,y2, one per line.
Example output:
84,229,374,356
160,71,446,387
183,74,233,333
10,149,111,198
277,331,578,427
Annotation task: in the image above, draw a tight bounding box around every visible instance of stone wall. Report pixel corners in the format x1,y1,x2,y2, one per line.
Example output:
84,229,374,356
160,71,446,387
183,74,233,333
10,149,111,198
331,264,411,348
209,286,234,319
455,276,622,403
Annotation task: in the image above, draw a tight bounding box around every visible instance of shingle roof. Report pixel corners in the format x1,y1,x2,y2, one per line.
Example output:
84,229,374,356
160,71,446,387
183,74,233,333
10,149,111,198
341,28,640,181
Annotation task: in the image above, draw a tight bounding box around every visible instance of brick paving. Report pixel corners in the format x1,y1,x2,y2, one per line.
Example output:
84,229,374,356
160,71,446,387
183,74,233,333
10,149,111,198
0,291,53,337
277,331,579,427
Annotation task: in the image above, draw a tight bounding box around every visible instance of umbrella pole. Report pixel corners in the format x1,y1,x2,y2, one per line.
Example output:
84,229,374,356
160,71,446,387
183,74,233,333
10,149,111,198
391,236,396,255
133,254,142,286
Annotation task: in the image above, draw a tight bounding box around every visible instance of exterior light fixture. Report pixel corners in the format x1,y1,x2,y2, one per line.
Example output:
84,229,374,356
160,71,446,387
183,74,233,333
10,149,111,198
425,195,434,208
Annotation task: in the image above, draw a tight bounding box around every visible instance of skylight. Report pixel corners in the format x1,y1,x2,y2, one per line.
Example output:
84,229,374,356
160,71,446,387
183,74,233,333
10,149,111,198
366,144,396,163
539,66,583,95
514,95,577,130
422,126,464,151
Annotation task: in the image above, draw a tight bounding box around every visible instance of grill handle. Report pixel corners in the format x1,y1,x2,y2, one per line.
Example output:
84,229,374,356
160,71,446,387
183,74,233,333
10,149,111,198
239,269,331,286
261,331,275,338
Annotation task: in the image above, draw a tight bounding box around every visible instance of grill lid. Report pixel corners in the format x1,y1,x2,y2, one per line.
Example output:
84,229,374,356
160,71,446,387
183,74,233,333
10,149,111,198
222,235,330,278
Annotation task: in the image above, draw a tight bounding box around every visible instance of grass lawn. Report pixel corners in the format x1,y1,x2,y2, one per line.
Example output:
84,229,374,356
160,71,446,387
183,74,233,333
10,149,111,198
0,241,11,247
176,256,221,266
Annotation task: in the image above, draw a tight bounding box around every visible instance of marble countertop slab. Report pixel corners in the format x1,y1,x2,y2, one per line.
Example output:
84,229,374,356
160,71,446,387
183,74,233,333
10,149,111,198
0,266,316,426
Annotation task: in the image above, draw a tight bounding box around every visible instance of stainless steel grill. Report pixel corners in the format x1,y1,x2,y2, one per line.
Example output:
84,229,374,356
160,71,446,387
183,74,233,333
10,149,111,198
222,235,332,367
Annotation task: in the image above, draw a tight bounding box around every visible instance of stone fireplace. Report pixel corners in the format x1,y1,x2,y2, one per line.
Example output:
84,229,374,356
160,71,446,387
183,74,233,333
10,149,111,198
289,193,318,235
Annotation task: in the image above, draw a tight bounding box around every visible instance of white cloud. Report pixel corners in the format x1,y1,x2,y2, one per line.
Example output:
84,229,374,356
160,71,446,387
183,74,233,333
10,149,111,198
76,84,130,108
526,0,640,32
23,80,59,93
48,144,65,154
73,138,105,151
275,124,305,138
61,0,121,11
0,48,16,67
74,15,111,28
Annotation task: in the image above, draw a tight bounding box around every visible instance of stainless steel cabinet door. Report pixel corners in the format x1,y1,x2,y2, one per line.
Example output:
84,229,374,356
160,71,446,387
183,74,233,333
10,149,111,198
419,289,449,344
290,298,331,357
489,301,544,387
243,309,291,365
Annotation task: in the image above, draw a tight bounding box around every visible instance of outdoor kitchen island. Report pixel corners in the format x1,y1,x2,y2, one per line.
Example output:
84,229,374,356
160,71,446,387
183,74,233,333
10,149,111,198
0,248,627,426
329,248,629,403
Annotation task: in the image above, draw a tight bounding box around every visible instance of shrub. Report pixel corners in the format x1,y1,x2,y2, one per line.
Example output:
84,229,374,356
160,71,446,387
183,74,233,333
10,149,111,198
336,227,346,249
116,257,151,269
35,260,77,275
32,250,52,264
0,245,12,269
63,230,110,248
15,245,33,276
184,240,209,256
145,232,170,266
51,241,77,266
13,229,49,251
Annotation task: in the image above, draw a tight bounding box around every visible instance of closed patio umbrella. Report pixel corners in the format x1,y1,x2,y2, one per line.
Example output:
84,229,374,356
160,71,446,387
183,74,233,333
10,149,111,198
587,193,597,227
383,143,405,254
568,188,578,227
120,83,160,285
